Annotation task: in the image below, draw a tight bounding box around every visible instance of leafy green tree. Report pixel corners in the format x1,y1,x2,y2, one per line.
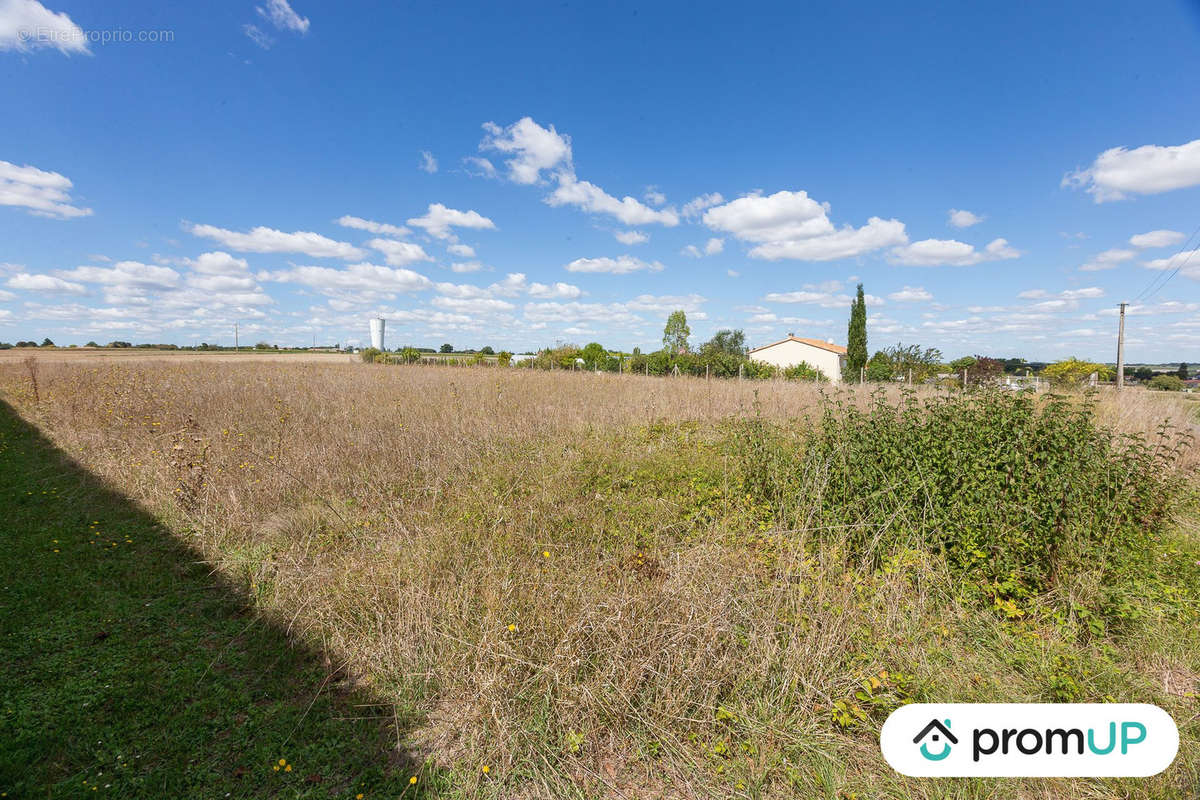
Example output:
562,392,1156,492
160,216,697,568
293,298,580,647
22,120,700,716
580,342,608,369
40,338,55,347
698,329,748,377
866,351,893,381
1042,358,1113,386
480,346,495,355
398,347,421,364
662,310,691,354
881,342,942,382
85,341,99,348
1148,374,1184,391
703,329,746,357
359,347,382,363
497,351,513,367
1133,367,1155,382
1178,362,1189,380
440,343,454,353
844,284,867,381
1002,357,1028,374
949,356,977,372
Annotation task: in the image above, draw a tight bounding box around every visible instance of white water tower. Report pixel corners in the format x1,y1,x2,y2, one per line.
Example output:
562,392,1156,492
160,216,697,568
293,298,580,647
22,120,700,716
369,318,386,350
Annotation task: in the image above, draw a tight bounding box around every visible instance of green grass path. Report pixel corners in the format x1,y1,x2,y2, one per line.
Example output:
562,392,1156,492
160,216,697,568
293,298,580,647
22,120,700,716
0,401,435,798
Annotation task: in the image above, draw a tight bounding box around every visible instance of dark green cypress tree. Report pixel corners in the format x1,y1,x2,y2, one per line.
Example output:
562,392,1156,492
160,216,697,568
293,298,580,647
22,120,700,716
845,283,867,382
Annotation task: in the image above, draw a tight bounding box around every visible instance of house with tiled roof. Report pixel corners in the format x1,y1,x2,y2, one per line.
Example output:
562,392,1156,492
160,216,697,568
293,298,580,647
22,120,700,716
747,334,848,383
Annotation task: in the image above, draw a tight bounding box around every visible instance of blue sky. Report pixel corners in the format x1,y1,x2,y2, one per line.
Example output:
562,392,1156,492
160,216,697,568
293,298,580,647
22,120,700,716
2,0,1199,361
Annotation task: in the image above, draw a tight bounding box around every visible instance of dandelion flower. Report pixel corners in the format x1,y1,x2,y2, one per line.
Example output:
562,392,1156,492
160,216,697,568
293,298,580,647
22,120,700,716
285,764,292,772
482,765,490,774
507,624,516,632
409,776,418,784
278,759,286,766
542,550,550,558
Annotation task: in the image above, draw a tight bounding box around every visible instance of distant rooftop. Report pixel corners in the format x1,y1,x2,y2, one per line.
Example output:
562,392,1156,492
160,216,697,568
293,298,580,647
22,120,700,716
748,335,848,356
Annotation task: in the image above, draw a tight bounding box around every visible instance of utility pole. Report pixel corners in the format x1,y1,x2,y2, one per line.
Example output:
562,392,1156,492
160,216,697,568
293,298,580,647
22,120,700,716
1116,302,1127,390
234,322,239,352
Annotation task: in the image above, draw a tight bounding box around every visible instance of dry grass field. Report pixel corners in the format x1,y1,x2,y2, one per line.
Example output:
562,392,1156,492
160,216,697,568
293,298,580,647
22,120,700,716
2,354,1198,799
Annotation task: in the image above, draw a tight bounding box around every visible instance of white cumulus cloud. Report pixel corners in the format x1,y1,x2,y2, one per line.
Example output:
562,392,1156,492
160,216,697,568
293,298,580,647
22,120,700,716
763,289,884,308
185,251,250,275
682,237,725,258
58,260,181,289
480,117,572,184
267,263,433,293
888,286,932,302
528,281,582,299
0,159,92,218
681,192,725,220
1143,249,1200,280
6,272,86,294
406,203,496,240
1064,138,1200,202
0,0,88,54
189,224,365,260
1129,229,1185,249
614,230,649,245
889,237,1020,267
1020,286,1105,300
368,238,432,267
256,0,309,33
1079,248,1135,272
564,256,665,275
948,209,983,228
703,190,907,262
336,215,410,237
548,175,679,227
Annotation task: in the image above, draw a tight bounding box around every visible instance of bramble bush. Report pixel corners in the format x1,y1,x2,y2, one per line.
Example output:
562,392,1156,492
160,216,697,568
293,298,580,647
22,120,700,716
738,388,1192,593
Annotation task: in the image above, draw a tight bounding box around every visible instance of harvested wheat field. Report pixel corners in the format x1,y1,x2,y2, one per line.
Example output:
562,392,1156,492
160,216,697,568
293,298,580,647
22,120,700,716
2,357,1198,799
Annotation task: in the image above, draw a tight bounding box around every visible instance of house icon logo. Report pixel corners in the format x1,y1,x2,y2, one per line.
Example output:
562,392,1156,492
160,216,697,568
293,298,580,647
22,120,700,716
913,719,957,761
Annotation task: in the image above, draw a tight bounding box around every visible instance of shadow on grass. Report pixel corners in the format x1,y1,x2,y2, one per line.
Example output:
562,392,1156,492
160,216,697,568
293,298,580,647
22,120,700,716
0,399,440,798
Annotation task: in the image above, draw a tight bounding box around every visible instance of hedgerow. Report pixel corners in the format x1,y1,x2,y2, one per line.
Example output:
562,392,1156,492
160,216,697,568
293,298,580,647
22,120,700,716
738,388,1193,592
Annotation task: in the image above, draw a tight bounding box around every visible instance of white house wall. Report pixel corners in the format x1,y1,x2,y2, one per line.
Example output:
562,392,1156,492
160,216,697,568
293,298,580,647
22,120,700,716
751,340,844,384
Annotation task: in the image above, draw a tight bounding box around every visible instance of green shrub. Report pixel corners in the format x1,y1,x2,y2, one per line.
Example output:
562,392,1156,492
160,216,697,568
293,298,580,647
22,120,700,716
782,361,827,382
743,360,776,380
1147,374,1184,392
359,347,382,363
738,389,1191,593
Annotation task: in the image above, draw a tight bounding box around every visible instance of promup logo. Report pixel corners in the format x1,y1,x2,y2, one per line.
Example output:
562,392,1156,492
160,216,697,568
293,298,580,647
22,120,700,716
913,719,957,761
881,704,1178,777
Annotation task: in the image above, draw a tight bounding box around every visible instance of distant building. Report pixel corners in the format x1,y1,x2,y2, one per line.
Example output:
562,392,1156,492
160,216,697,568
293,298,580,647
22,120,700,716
369,318,385,350
748,334,848,383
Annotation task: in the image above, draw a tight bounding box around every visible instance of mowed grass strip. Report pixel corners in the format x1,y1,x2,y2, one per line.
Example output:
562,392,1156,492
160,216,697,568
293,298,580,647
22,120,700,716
0,401,435,798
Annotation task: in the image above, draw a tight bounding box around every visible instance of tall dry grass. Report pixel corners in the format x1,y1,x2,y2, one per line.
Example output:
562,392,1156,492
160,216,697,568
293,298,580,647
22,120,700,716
2,358,1197,799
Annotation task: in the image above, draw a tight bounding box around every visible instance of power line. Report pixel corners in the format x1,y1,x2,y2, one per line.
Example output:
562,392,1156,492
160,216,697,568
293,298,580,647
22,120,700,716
1131,220,1200,304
